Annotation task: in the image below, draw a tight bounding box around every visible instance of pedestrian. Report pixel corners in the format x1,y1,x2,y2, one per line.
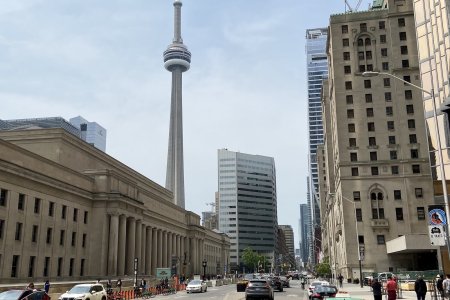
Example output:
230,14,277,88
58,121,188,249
44,280,50,294
338,274,344,288
116,278,122,292
372,278,382,300
106,279,112,294
437,275,444,300
414,276,427,300
386,276,397,300
443,274,450,298
27,283,35,291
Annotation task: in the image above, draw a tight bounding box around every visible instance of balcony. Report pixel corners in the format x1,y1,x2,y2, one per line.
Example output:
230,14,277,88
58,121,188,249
371,219,389,229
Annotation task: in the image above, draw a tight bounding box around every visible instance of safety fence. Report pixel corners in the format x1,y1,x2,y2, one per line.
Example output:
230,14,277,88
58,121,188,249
108,284,186,299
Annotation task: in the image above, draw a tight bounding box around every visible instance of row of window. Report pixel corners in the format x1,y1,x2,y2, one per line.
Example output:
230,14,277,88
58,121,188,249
352,188,423,201
347,105,415,119
350,148,420,162
7,254,85,278
355,206,425,222
350,164,421,176
346,90,414,105
348,120,416,133
348,134,418,147
0,189,88,223
344,76,412,90
341,18,406,34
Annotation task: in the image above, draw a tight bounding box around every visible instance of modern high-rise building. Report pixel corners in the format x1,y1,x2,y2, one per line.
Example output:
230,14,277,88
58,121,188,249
217,149,278,272
320,0,436,279
306,27,329,264
279,225,295,264
413,0,450,270
164,0,191,208
299,203,310,264
69,116,107,151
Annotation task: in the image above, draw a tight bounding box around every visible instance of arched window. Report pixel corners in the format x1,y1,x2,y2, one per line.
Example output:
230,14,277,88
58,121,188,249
371,193,377,200
377,192,383,200
358,39,364,46
365,38,371,45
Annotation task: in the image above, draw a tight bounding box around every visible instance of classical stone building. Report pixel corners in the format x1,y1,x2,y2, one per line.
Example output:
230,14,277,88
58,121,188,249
319,0,437,280
0,128,230,283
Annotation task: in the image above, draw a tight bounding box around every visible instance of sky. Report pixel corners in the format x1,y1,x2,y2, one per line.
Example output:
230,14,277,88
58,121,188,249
0,0,373,247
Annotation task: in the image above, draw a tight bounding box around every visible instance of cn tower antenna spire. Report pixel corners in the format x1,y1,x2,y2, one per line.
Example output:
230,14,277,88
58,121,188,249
163,0,191,208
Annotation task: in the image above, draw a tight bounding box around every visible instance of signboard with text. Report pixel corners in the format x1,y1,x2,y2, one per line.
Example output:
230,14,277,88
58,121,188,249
156,268,172,279
428,205,447,246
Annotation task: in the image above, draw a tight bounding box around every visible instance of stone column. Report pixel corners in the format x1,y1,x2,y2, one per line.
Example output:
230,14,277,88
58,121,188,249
141,223,146,274
176,235,181,260
152,228,157,274
126,217,136,275
135,219,142,272
163,231,168,267
108,213,119,276
118,214,127,276
168,232,173,267
191,238,197,274
145,227,152,275
157,229,163,270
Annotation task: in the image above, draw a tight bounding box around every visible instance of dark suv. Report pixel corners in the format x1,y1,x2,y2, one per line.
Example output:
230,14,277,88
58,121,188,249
245,279,274,300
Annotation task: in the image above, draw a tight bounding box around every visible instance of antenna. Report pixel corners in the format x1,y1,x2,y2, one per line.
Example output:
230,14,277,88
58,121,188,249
344,0,363,12
206,202,216,213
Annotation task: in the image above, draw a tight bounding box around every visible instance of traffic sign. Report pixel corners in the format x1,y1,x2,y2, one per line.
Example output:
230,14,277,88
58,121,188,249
428,225,446,246
429,208,447,225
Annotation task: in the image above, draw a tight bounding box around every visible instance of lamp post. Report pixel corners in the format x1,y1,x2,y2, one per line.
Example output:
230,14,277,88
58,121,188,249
202,259,207,281
363,71,450,261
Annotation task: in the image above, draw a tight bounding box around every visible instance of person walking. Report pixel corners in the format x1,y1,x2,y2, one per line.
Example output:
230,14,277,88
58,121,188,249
443,274,450,298
372,278,382,300
414,276,427,300
437,275,444,300
44,280,50,294
116,278,122,292
386,276,398,300
338,274,344,288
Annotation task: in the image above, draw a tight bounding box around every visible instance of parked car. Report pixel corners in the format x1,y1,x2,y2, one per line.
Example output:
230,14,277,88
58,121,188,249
186,280,207,293
245,279,274,300
308,281,330,298
310,285,338,300
58,284,106,300
377,272,395,281
268,276,283,292
0,289,50,300
279,276,290,288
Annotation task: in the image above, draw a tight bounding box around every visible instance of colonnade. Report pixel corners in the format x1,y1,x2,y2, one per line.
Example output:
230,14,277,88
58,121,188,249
106,212,205,276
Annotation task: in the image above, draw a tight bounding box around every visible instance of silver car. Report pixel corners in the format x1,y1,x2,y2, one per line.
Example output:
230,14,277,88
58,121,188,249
186,280,207,293
58,284,106,300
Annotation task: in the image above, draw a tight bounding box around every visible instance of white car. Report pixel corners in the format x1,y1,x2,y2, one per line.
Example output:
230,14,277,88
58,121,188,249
58,283,107,300
308,281,330,298
186,280,207,293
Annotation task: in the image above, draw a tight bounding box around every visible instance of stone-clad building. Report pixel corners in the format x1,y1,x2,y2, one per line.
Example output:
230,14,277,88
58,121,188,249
0,128,230,283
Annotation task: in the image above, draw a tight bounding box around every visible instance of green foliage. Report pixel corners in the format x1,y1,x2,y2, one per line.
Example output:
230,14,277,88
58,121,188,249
241,247,270,273
315,258,331,277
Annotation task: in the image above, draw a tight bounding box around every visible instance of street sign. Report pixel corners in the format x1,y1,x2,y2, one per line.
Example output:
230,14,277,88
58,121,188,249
429,208,447,225
359,245,365,261
428,225,446,246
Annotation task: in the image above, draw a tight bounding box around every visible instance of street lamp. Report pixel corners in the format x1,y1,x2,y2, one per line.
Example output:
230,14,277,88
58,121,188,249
202,259,207,281
363,71,450,261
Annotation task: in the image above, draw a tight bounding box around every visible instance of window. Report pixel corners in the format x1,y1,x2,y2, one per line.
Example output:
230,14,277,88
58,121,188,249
384,78,390,87
358,39,364,47
366,51,372,60
358,51,365,60
367,64,373,71
344,52,350,60
356,209,362,221
345,81,352,90
403,75,411,84
11,255,20,277
34,198,41,214
80,259,85,276
43,257,50,277
396,208,404,220
382,62,389,70
347,109,354,118
387,121,395,130
349,138,357,147
371,167,379,175
60,230,65,246
0,189,7,206
28,256,35,277
344,65,351,74
32,225,38,243
360,23,367,32
368,122,375,132
370,152,378,161
411,149,419,159
346,95,353,104
359,65,366,72
72,232,77,247
18,194,25,211
394,190,402,200
352,167,359,176
358,235,365,244
0,219,4,239
342,25,348,33
415,188,423,198
380,34,386,43
369,137,377,146
406,105,414,114
389,136,396,145
69,258,74,276
386,106,393,116
377,235,386,244
350,153,358,162
412,165,421,174
365,94,373,103
49,201,54,217
15,222,23,241
343,38,349,47
401,45,408,54
57,258,63,277
353,191,361,201
364,80,371,88
385,92,392,102
62,205,67,219
381,48,388,57
405,90,413,99
365,38,371,46
402,60,410,68
417,207,425,220
392,166,399,174
410,134,417,144
408,119,416,129
46,228,52,244
379,21,385,29
373,208,385,219
399,32,407,41
348,124,355,132
73,208,78,222
390,150,398,160
82,233,87,248
367,108,374,117
398,18,405,27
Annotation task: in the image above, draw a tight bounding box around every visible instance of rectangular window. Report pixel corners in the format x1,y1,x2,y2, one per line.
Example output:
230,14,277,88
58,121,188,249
417,207,425,220
398,18,405,27
403,75,411,84
69,258,74,276
342,25,348,34
352,167,359,176
382,62,389,70
408,119,416,129
360,23,367,32
399,32,407,41
343,38,349,47
394,190,402,200
80,259,85,276
379,208,385,219
346,95,353,104
389,136,396,145
28,256,35,277
381,48,388,57
368,122,375,132
369,137,376,146
0,189,7,206
71,232,76,247
405,90,413,99
412,164,421,174
391,166,399,175
371,167,379,175
60,230,65,246
380,34,386,43
350,153,358,162
367,64,373,71
366,51,372,60
0,219,4,239
18,194,25,211
348,124,355,132
46,228,52,244
401,45,408,54
359,65,366,72
43,257,50,277
32,225,38,243
62,205,67,219
84,211,88,224
57,257,63,277
34,198,41,214
379,21,385,29
358,51,365,60
49,202,54,217
82,233,87,248
364,80,371,88
344,52,350,60
353,191,361,201
396,208,404,220
390,150,397,160
345,81,352,90
386,106,393,116
349,138,357,147
385,92,392,102
384,78,390,87
73,208,78,222
11,255,20,277
344,65,351,74
347,109,354,118
387,121,395,130
377,235,386,244
370,152,377,161
365,94,372,103
410,134,417,144
358,235,364,244
415,188,423,198
367,108,374,117
402,60,410,68
372,208,378,219
356,209,362,222
15,222,23,241
406,104,414,114
411,149,419,159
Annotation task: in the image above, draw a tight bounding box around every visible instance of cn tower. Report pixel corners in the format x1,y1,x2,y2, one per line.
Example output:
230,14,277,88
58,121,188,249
163,0,191,208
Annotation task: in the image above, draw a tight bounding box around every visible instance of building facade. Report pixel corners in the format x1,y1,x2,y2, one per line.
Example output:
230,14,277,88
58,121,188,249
306,27,329,264
321,0,437,279
217,149,277,272
279,225,295,266
69,116,107,152
299,203,310,264
0,128,230,283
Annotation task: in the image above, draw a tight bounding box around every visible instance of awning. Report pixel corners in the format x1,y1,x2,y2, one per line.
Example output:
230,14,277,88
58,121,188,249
386,234,438,254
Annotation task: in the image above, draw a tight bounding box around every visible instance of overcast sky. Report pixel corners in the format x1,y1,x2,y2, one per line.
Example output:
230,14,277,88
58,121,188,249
0,0,372,247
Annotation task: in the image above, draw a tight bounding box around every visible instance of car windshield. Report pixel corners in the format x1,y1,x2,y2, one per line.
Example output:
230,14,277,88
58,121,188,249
311,282,323,286
0,290,23,300
244,274,255,280
188,280,202,285
249,281,267,286
317,286,338,293
68,286,91,294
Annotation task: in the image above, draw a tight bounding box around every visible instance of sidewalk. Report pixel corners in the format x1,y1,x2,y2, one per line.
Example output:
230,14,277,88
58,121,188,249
339,282,435,300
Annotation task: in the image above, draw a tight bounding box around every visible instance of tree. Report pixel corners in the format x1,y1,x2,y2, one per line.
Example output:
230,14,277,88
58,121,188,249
241,247,259,273
315,257,331,277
